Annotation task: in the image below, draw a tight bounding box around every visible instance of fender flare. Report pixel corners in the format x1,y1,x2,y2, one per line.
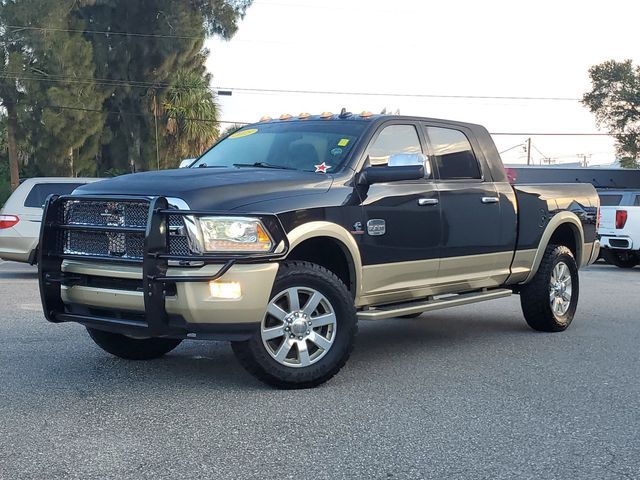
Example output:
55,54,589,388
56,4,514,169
523,211,585,283
286,221,363,299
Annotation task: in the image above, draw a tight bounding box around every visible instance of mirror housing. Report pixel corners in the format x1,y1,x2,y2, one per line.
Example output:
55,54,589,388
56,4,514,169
360,164,425,185
359,153,427,185
179,158,195,168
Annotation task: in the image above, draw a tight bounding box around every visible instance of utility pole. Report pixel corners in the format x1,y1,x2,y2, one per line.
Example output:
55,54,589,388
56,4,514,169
153,90,160,171
577,153,591,167
526,138,532,165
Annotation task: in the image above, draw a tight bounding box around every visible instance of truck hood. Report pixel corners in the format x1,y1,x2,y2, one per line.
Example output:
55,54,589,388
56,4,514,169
75,167,333,210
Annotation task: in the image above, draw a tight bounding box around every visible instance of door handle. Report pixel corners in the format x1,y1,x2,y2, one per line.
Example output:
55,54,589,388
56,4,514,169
481,196,499,204
418,198,439,206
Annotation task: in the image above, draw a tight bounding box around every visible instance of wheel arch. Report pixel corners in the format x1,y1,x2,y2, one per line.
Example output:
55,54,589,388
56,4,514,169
285,222,362,300
523,212,585,283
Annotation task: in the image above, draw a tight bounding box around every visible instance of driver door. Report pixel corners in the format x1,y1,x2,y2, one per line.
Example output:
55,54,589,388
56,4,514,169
357,122,442,305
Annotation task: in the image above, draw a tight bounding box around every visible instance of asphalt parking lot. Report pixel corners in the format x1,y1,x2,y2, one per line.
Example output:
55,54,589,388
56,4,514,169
0,261,638,480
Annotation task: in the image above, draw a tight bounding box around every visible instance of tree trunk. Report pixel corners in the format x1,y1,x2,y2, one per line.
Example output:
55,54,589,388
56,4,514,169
69,148,75,177
5,101,20,191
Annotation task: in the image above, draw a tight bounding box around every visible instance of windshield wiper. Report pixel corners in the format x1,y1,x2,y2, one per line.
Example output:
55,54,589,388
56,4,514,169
233,162,297,171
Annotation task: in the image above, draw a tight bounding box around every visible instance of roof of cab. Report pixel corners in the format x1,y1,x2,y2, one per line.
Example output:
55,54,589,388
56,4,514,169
253,113,487,132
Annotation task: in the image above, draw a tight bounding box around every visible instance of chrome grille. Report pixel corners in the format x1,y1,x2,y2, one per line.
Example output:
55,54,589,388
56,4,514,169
63,199,149,227
58,199,193,261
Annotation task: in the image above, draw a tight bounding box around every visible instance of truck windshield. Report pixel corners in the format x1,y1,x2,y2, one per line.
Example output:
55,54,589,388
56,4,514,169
194,121,366,172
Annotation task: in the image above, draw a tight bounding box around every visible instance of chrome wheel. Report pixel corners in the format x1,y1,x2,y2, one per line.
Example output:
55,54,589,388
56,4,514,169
261,287,337,368
549,261,572,317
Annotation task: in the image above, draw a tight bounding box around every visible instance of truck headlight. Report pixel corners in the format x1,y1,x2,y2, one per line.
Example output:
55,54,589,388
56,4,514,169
196,217,273,252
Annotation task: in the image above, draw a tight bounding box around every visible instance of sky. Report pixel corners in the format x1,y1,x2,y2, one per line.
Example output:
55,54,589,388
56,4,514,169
205,0,640,166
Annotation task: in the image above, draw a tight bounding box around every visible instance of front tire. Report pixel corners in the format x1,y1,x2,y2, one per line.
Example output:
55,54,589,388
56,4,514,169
520,244,579,332
232,261,357,389
86,327,182,360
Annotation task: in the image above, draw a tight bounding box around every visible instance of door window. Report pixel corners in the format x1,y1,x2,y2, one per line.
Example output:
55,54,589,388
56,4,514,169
368,125,422,167
427,127,481,180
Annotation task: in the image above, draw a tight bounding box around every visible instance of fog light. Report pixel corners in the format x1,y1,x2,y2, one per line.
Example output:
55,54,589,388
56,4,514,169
209,281,242,299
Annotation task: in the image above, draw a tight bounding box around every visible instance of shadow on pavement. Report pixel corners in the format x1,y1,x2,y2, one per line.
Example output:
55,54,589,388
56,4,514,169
25,311,531,393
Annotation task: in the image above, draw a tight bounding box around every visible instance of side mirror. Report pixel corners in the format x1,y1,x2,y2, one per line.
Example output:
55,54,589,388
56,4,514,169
179,158,195,168
360,164,425,185
359,153,427,185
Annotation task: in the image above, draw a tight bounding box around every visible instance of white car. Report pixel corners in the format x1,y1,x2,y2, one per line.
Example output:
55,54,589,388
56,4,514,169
0,177,102,263
598,190,640,268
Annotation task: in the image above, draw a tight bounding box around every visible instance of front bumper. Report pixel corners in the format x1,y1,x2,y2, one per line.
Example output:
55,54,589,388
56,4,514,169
57,260,278,339
38,195,288,341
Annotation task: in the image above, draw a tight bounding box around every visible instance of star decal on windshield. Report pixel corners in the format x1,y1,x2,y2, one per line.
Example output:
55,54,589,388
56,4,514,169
314,162,331,173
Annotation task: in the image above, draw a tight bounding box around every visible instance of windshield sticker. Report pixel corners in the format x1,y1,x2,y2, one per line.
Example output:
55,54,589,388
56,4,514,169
330,147,343,156
337,138,350,147
314,162,331,173
229,128,258,139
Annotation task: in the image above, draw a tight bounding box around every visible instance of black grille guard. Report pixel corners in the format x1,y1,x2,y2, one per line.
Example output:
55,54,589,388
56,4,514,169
38,194,289,335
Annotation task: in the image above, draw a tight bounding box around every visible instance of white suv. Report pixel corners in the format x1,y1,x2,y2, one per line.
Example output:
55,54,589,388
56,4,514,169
0,177,101,263
598,190,640,268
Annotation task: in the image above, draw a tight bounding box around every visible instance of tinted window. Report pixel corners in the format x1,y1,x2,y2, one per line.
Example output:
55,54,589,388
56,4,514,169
367,125,422,167
598,194,622,206
634,195,640,207
427,127,481,180
24,183,85,208
196,121,366,172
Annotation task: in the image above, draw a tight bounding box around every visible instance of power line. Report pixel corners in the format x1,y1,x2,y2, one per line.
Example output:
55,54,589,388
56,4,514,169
14,103,615,136
499,142,526,154
0,73,582,102
42,104,247,124
5,24,205,40
491,132,611,136
215,86,581,102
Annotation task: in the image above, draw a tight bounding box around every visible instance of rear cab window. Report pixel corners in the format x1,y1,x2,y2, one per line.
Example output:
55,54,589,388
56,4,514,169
597,194,622,207
24,183,85,208
426,127,482,180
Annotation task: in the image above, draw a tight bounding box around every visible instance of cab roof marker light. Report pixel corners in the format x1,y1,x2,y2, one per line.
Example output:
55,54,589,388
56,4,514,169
298,112,311,119
360,111,373,118
319,111,333,119
259,115,272,122
279,113,292,120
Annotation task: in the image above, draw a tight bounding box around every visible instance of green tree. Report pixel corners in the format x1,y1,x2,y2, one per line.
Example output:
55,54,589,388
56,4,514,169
583,59,640,168
161,70,219,168
78,0,251,173
1,0,109,182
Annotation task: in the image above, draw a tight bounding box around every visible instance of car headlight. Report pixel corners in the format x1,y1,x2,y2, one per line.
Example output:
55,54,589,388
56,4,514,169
196,216,273,252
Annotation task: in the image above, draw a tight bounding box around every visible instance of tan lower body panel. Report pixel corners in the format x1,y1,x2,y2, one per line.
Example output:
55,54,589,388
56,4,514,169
358,252,513,307
61,260,278,324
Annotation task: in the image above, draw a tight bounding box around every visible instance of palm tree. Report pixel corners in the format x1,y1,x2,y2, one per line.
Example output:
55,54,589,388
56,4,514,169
161,70,219,168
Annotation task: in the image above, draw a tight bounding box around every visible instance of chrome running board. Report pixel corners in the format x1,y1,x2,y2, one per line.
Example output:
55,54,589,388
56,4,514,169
357,288,512,321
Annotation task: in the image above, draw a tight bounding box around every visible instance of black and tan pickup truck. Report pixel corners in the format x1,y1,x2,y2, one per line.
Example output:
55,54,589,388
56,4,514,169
38,113,600,388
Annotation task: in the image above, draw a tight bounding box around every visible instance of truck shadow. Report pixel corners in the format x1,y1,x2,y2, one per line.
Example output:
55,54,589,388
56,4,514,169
41,310,531,392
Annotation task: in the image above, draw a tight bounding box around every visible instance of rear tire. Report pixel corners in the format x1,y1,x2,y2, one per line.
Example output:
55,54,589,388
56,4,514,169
86,327,182,360
606,250,639,269
232,261,357,389
520,244,579,332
